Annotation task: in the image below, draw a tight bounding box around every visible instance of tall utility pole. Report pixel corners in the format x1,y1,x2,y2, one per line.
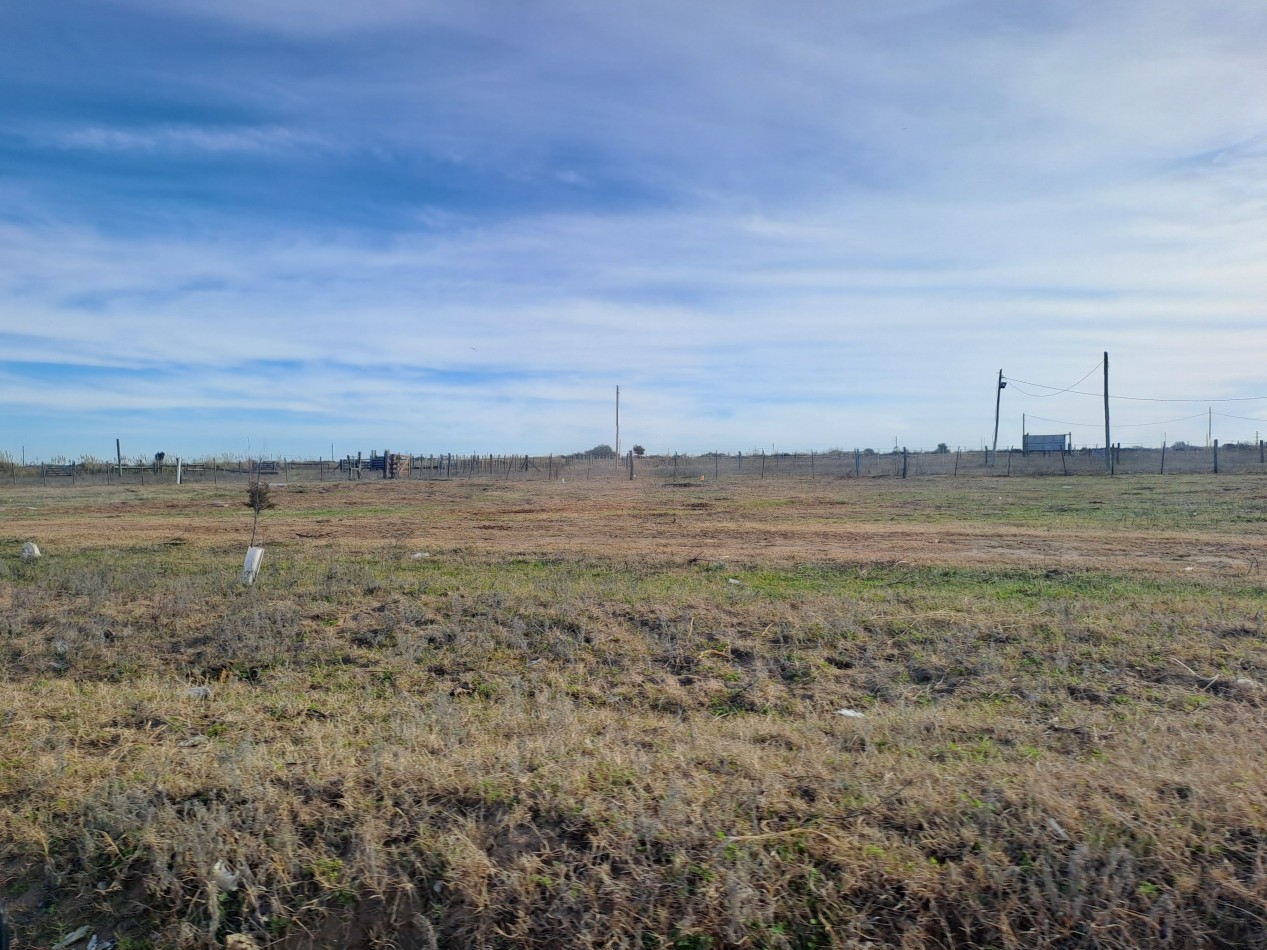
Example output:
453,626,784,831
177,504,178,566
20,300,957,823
991,369,1005,467
1103,351,1111,473
615,385,620,465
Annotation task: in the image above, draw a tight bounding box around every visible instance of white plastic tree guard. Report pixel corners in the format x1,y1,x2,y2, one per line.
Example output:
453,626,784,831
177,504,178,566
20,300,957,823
241,546,264,584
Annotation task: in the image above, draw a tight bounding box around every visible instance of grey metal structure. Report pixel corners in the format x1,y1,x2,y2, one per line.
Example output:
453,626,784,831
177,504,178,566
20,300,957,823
1024,433,1069,453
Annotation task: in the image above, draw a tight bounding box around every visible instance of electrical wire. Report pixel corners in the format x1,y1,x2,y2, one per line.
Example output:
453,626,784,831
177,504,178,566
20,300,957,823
1003,361,1102,397
1023,411,1206,429
1002,367,1267,404
1007,383,1267,403
1213,410,1267,424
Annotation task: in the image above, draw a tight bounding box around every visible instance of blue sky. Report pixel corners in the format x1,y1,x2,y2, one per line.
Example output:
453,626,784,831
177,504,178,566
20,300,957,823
2,0,1266,461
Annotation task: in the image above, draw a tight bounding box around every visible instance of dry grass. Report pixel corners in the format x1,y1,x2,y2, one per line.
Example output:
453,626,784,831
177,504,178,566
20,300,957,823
1,474,1267,948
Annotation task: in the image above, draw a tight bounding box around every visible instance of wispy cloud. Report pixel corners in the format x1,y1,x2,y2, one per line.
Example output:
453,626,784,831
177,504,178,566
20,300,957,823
1,0,1266,457
35,124,330,154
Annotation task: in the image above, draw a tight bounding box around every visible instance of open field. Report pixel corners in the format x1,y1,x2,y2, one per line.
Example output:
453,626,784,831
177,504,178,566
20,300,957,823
2,474,1267,948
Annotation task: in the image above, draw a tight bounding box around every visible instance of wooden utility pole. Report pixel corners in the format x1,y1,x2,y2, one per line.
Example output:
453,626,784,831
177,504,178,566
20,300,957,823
1103,352,1111,474
991,369,1005,467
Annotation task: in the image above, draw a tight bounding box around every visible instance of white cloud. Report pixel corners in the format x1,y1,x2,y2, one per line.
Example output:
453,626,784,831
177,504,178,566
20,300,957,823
35,124,330,154
4,0,1267,456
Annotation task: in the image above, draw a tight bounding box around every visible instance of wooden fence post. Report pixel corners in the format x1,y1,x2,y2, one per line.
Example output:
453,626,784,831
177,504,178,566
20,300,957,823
902,448,908,479
760,450,766,479
1160,441,1166,475
1214,439,1219,474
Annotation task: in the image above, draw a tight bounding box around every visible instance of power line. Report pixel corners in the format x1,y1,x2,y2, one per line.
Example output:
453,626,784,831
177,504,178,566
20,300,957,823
1003,379,1267,404
1213,410,1267,424
1004,361,1102,398
1025,411,1206,430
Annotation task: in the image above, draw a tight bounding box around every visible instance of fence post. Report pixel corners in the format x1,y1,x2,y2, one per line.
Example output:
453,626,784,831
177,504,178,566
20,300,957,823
714,453,719,479
760,450,766,479
902,448,908,479
1214,439,1219,474
737,451,742,474
1160,441,1166,475
1006,448,1011,476
1061,447,1068,476
856,448,861,478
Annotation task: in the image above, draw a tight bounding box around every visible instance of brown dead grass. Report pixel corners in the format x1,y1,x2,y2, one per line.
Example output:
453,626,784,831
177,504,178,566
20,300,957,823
1,473,1266,948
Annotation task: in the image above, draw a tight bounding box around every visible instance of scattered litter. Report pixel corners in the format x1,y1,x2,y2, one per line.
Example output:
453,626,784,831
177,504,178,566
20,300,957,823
179,735,210,747
836,708,866,718
181,686,212,701
1185,566,1194,572
211,860,240,893
727,578,743,586
21,541,41,559
54,926,93,949
410,552,431,559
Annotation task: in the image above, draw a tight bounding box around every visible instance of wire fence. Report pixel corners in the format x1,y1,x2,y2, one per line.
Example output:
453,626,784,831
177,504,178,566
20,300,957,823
5,441,1267,488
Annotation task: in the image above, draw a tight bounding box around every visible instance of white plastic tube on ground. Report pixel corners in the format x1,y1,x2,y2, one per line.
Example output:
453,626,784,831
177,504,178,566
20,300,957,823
241,546,264,584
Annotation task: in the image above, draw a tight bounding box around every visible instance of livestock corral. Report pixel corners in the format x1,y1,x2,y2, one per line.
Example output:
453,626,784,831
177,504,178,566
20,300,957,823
2,472,1266,948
